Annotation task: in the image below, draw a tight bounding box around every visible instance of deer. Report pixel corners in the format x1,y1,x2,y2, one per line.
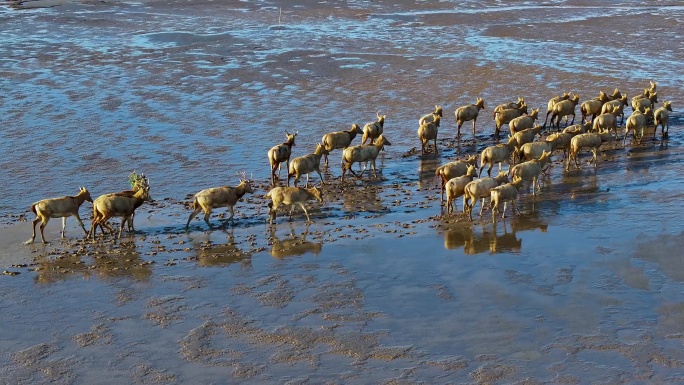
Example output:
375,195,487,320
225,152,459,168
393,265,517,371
268,131,297,185
24,187,93,244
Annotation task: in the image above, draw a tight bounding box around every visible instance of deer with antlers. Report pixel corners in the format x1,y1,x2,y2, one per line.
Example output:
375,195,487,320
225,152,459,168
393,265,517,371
89,174,153,239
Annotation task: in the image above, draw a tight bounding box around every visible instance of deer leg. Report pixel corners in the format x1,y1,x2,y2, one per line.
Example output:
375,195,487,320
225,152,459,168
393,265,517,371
186,207,202,230
27,217,40,243
271,164,277,185
371,160,377,178
39,218,49,244
96,222,105,235
501,202,508,219
513,199,521,216
88,221,96,240
305,174,310,188
118,217,129,239
203,208,213,228
472,119,477,135
268,202,277,224
228,206,235,221
129,212,136,232
102,221,115,234
60,217,67,238
74,213,87,235
479,198,486,216
316,169,324,185
300,203,312,223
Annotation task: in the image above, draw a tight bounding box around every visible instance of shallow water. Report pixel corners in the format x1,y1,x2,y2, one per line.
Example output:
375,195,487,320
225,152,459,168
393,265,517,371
1,0,684,383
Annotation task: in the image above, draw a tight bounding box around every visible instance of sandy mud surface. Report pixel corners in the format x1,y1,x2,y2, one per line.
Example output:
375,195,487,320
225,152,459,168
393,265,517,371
1,0,684,383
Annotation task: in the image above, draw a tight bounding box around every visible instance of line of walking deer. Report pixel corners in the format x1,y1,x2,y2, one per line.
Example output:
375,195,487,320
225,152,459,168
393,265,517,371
24,81,674,243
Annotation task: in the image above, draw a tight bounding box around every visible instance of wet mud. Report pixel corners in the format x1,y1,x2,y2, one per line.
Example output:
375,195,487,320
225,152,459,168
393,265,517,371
1,0,684,383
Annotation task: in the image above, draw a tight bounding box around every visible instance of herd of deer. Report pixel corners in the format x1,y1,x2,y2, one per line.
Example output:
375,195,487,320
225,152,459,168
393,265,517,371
24,81,674,244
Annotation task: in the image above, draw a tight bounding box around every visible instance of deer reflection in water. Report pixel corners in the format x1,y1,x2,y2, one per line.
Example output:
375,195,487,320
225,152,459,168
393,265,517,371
510,211,548,233
337,183,384,213
34,239,152,284
417,154,441,190
269,223,323,259
443,221,521,255
190,229,252,268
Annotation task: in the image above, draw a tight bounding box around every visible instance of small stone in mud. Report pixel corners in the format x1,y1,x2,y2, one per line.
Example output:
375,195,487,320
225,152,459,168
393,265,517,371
2,270,21,276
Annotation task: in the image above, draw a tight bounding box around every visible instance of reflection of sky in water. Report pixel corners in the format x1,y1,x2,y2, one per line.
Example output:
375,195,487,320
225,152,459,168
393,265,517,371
466,34,684,83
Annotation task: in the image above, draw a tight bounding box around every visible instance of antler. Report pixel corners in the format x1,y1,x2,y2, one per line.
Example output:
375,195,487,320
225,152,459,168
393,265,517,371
128,171,140,188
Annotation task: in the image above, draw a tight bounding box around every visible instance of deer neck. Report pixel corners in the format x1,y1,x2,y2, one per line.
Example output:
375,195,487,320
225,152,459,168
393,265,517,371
235,184,249,199
133,198,145,210
74,191,88,206
133,188,148,203
313,146,326,157
506,141,517,152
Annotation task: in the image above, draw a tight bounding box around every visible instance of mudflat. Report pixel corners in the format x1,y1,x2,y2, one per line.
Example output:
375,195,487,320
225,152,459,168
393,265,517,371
1,1,684,383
